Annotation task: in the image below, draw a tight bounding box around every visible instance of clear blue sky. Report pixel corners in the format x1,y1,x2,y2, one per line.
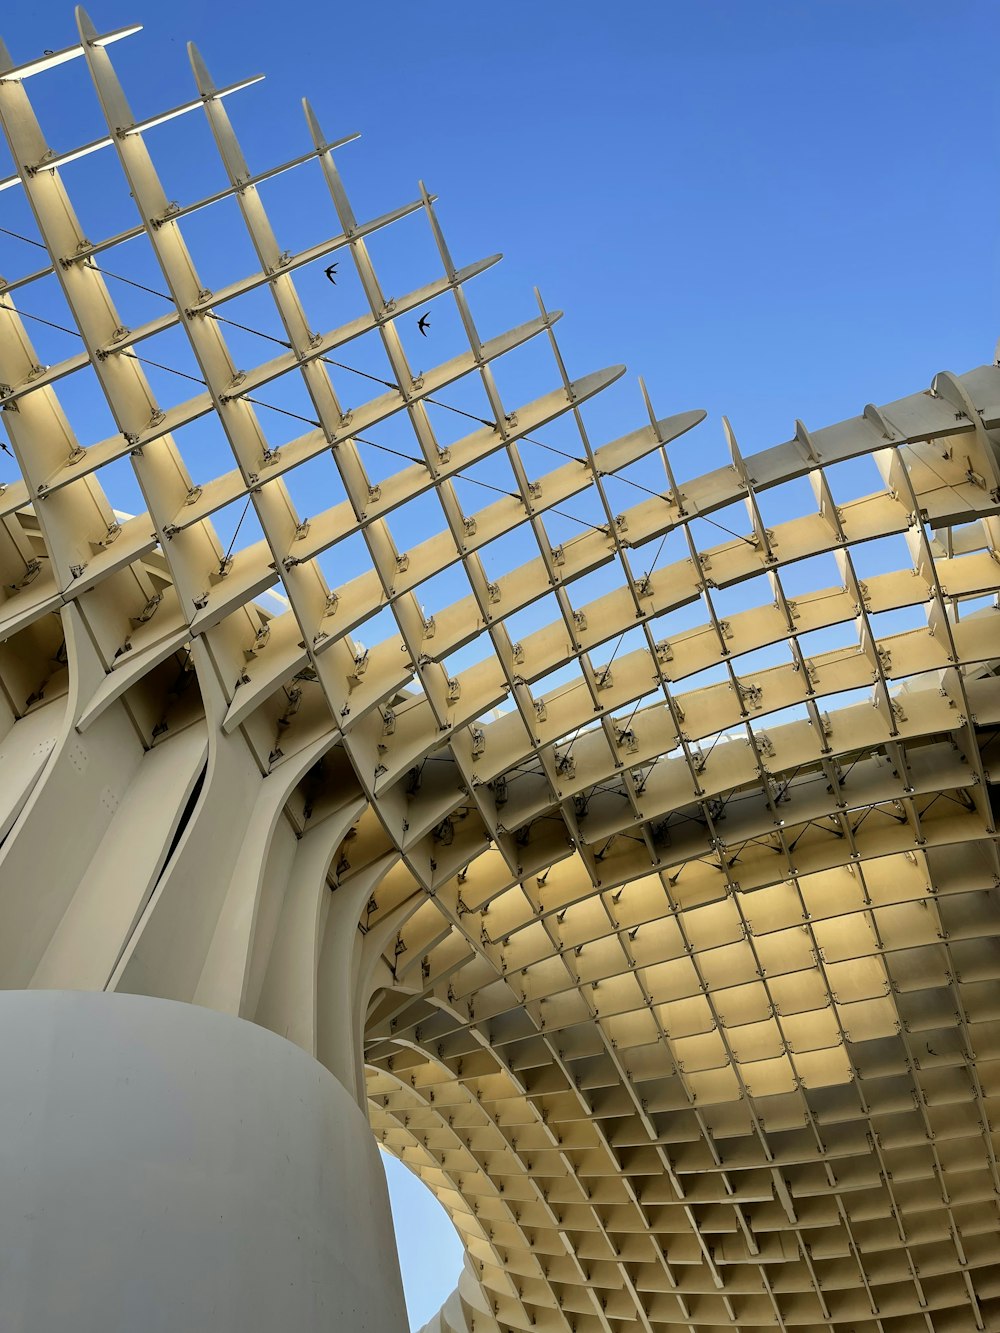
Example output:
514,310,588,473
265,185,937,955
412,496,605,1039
4,1,1000,1326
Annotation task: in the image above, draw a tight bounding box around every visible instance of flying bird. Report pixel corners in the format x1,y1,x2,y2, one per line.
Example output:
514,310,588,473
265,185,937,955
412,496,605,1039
324,262,338,285
0,441,11,457
417,313,430,337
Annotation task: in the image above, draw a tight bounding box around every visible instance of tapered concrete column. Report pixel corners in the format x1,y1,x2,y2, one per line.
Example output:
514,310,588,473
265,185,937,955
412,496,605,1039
0,991,407,1333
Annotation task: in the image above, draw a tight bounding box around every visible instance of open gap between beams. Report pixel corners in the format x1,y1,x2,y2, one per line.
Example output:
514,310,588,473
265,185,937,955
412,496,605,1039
866,603,931,640
686,503,758,556
744,699,812,736
953,591,1000,619
82,250,181,328
776,548,845,602
540,487,612,550
475,332,558,421
379,487,453,563
362,200,452,309
845,528,916,580
439,628,503,682
823,451,891,506
754,472,819,529
409,562,477,638
87,450,147,528
177,193,279,298
729,639,798,678
0,296,83,362
314,527,390,593
281,447,350,522
708,569,779,623
212,491,267,566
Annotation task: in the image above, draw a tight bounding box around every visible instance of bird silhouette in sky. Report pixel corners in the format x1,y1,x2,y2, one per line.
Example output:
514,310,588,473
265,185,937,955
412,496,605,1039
324,262,338,285
417,313,430,337
0,441,11,457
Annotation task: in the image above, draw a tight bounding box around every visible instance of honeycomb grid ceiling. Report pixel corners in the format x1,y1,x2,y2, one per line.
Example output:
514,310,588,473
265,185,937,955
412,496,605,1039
1,12,1000,1333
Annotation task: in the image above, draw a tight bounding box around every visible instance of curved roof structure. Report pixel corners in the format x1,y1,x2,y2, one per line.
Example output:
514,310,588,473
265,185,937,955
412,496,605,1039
1,12,999,1333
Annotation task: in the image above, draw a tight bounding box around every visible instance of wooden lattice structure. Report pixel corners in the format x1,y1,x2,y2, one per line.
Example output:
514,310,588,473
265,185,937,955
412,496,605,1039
1,11,999,1333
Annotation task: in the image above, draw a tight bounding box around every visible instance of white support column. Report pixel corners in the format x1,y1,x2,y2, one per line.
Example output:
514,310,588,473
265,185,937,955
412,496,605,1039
0,989,408,1333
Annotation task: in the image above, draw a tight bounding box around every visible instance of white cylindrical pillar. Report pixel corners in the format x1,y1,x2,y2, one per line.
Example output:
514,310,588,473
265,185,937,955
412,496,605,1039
0,990,407,1333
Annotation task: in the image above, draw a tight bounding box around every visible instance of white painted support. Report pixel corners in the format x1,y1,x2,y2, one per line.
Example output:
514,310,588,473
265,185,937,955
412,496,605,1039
0,990,407,1333
251,796,367,1055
